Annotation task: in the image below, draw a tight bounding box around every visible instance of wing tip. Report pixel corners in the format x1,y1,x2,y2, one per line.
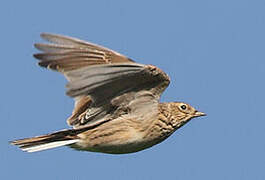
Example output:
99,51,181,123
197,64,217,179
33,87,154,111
33,53,42,60
40,32,57,40
34,43,42,51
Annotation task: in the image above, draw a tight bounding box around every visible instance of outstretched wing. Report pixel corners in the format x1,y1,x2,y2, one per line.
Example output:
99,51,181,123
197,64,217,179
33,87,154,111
34,33,170,128
34,33,134,72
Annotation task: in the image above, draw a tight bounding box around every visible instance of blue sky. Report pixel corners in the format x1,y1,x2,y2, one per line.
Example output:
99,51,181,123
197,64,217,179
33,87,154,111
1,0,265,179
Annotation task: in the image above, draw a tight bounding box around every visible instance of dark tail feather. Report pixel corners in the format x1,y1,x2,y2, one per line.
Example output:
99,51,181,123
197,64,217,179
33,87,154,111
10,128,83,152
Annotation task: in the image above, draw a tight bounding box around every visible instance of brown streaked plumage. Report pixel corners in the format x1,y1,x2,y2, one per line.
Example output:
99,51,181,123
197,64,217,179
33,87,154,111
10,33,206,153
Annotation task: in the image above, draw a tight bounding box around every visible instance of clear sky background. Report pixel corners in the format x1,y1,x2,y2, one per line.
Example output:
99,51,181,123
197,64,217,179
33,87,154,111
1,0,265,179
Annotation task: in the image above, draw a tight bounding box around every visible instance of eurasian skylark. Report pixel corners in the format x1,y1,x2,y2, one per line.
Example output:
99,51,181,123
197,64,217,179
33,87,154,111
11,33,206,154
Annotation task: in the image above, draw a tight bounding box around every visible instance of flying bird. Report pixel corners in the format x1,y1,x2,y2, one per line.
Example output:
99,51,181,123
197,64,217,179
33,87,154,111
11,33,206,154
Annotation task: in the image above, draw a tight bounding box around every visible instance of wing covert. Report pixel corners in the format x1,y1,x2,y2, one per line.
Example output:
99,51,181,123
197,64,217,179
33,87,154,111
65,63,170,104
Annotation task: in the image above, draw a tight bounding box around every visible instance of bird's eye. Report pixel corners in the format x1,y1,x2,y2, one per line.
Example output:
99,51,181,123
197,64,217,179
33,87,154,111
180,104,187,110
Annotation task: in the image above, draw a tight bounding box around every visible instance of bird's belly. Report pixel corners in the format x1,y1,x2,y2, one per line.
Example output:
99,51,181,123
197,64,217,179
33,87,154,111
77,141,157,154
72,135,163,154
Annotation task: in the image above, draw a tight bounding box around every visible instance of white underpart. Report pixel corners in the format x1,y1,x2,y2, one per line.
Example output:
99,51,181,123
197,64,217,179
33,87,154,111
22,139,79,153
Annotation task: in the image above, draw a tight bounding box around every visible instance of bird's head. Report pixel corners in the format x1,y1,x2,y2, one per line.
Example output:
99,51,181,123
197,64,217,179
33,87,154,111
167,102,206,128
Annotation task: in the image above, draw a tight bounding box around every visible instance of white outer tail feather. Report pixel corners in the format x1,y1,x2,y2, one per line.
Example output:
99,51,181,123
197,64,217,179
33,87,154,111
21,139,79,153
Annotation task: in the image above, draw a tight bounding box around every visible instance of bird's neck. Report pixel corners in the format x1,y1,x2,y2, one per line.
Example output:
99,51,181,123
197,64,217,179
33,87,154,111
143,103,181,142
158,102,181,130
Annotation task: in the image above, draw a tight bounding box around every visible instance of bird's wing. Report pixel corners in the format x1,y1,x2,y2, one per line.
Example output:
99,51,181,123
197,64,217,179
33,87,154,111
34,33,170,128
34,33,134,73
65,63,170,128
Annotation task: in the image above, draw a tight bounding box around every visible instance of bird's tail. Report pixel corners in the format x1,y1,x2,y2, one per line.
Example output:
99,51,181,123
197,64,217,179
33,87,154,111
10,128,84,152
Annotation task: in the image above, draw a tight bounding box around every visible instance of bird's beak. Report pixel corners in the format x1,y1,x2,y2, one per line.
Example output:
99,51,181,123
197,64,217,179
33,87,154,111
194,111,206,117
